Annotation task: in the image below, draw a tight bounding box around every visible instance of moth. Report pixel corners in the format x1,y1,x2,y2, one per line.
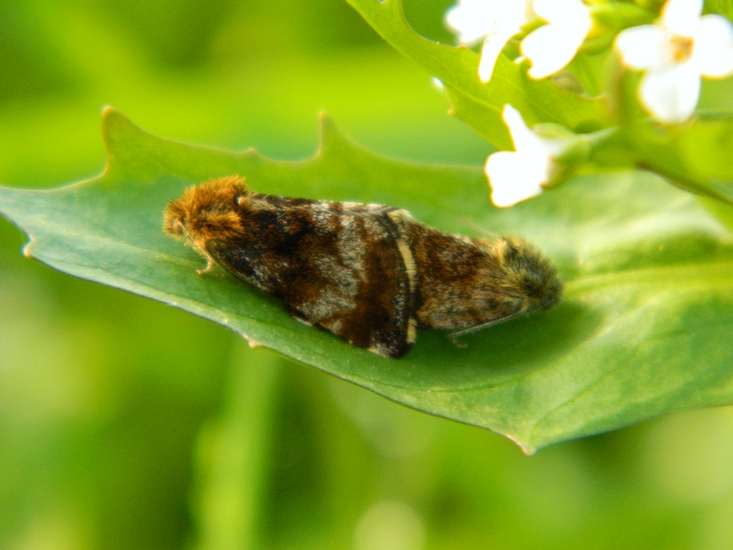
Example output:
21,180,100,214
164,176,562,358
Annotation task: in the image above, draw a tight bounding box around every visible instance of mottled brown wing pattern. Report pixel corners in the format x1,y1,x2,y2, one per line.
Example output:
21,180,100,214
206,194,418,358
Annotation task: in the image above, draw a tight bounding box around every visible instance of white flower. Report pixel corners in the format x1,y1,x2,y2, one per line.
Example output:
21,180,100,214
521,0,593,79
445,0,591,82
615,0,733,123
445,0,532,82
485,105,564,207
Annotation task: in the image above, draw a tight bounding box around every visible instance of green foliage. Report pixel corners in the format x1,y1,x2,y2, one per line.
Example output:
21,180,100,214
6,0,733,547
2,108,733,452
617,73,733,204
346,0,733,208
345,0,608,151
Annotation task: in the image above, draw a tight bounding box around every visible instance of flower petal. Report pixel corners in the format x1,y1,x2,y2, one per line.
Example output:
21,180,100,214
486,105,554,207
693,15,733,77
478,28,519,81
502,105,544,153
615,25,668,71
485,152,545,207
520,0,590,79
662,0,703,36
495,0,533,31
445,0,498,44
638,64,701,123
521,24,587,79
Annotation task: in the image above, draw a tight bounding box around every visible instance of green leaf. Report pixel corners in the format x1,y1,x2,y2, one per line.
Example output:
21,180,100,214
344,0,609,149
2,108,733,453
617,73,733,205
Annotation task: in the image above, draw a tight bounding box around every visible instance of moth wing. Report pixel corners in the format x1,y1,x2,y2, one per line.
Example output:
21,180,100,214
288,209,417,358
207,206,417,358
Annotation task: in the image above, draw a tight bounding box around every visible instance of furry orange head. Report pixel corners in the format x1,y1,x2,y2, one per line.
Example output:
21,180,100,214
164,176,249,252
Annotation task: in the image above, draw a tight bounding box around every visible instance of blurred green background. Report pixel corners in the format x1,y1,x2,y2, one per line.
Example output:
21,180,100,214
3,0,733,549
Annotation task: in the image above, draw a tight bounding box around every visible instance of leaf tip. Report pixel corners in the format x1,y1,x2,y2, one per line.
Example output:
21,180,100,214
317,111,357,157
521,444,537,456
318,110,337,138
100,106,158,177
101,105,131,138
505,432,538,455
247,338,264,349
22,240,35,260
100,106,145,154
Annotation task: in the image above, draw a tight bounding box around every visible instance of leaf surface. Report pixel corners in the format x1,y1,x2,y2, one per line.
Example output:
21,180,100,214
1,108,732,452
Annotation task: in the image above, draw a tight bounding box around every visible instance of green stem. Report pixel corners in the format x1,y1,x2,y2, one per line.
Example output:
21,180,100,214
193,341,281,550
584,126,638,170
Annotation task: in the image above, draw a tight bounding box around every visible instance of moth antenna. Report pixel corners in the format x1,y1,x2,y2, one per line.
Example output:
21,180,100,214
448,298,554,339
460,218,499,239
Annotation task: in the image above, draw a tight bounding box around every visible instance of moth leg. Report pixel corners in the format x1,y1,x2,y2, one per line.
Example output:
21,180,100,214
448,335,468,349
196,257,216,275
